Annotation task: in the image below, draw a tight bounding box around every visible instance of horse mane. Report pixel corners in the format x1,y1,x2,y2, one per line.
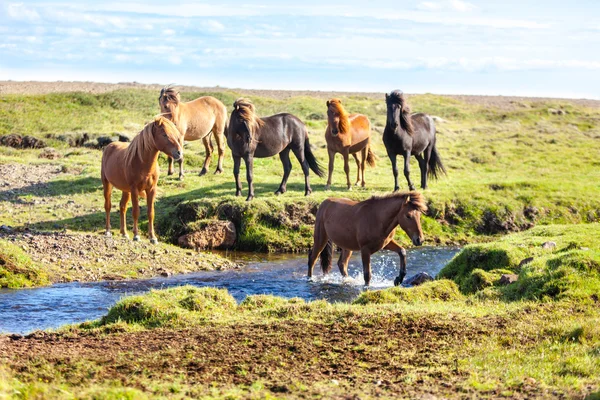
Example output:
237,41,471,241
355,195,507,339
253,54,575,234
125,116,179,165
233,98,265,135
327,98,350,135
386,90,414,136
367,191,428,213
159,85,180,114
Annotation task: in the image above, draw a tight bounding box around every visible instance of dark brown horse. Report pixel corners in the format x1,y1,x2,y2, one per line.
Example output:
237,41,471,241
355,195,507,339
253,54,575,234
308,191,427,286
325,99,376,190
227,98,324,201
383,90,446,191
159,86,228,179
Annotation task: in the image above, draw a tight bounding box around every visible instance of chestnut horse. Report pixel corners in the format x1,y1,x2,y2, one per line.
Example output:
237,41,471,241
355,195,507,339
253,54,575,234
383,90,446,191
308,191,426,286
101,116,183,244
158,86,228,179
325,99,376,190
228,98,324,201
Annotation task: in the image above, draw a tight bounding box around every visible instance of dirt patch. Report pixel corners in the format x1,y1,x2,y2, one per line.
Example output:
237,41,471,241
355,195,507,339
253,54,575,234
0,316,522,398
0,231,237,283
0,164,65,192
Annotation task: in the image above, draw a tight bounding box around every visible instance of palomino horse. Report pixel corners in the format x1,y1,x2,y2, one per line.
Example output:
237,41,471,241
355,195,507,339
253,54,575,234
228,98,324,201
308,191,426,286
325,99,376,190
158,86,228,179
383,90,446,191
101,116,182,244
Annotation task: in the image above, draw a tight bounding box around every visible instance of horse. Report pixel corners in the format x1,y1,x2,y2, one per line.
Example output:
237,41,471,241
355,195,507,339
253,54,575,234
325,98,376,190
308,191,426,286
101,116,183,244
227,98,324,201
383,90,446,191
158,86,228,180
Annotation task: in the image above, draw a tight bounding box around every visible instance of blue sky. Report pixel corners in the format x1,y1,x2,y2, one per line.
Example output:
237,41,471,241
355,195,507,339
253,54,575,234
1,0,599,98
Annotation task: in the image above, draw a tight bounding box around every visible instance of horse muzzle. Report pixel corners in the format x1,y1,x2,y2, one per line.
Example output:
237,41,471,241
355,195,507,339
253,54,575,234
412,236,423,246
172,149,183,161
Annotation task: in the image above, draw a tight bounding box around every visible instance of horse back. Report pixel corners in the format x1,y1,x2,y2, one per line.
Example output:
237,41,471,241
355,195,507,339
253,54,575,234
180,96,227,140
348,113,371,144
252,113,306,158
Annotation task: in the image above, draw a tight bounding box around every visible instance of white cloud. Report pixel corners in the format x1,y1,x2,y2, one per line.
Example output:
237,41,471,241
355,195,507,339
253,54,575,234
163,29,176,36
203,20,225,32
7,3,40,21
449,0,474,12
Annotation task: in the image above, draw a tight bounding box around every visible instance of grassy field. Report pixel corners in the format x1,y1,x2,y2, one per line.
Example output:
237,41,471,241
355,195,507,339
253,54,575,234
1,225,599,398
1,88,599,254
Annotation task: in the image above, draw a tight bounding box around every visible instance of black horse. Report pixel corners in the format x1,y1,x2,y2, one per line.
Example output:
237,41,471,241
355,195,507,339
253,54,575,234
383,90,446,191
227,98,324,201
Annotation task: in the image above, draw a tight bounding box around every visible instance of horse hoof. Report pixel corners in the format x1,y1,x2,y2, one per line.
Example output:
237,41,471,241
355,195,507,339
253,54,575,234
394,276,403,286
133,235,140,242
199,168,208,176
235,191,242,197
178,175,184,181
214,169,223,175
104,231,112,237
305,190,312,196
149,237,158,245
324,185,331,191
394,187,399,192
246,195,254,202
121,233,129,240
347,186,352,191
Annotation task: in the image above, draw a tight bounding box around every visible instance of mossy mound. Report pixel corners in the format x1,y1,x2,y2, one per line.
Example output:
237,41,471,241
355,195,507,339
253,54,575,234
352,280,463,305
0,239,48,288
240,294,305,310
101,286,236,328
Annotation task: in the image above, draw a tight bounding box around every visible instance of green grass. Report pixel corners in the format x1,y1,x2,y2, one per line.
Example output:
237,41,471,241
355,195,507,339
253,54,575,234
0,239,48,288
2,88,599,253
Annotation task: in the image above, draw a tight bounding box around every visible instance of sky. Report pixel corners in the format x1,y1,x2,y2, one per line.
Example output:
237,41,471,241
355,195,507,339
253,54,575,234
1,0,599,98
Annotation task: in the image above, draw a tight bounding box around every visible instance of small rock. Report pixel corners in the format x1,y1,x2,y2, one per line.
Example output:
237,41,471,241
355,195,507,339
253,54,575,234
518,257,534,267
542,241,557,249
50,257,58,263
8,334,23,340
0,224,13,233
96,257,103,263
403,272,434,286
499,274,519,285
160,271,171,277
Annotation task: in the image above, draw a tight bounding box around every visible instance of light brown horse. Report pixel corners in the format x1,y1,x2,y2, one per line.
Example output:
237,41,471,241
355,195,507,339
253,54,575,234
325,98,376,190
159,87,228,180
308,191,427,286
101,116,183,244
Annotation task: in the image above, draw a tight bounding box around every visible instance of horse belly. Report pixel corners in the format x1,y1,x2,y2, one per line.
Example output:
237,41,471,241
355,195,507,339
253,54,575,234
324,220,361,251
183,115,215,141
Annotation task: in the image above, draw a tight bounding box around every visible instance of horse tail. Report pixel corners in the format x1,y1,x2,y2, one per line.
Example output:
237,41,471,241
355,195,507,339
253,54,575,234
428,144,447,180
366,146,377,167
320,240,333,274
304,137,324,177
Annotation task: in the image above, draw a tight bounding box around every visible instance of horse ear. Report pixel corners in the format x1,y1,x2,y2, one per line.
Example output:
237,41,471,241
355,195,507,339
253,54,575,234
385,93,389,100
405,195,411,204
326,100,330,107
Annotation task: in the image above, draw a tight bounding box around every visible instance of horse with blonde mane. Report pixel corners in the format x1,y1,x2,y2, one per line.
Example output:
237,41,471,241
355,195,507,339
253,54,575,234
325,99,376,190
101,116,182,244
159,86,228,179
228,98,324,201
308,191,427,286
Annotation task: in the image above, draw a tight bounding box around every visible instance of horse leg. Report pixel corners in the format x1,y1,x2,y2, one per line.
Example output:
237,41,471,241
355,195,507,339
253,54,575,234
387,151,399,191
325,149,335,190
146,187,158,244
384,240,407,286
119,191,130,239
275,147,292,195
131,189,141,241
342,150,351,190
352,153,361,186
177,157,184,181
167,156,174,176
415,153,427,190
308,222,328,279
199,135,213,176
423,146,434,189
338,249,352,278
103,180,113,237
360,247,372,286
213,129,226,174
243,154,255,201
360,147,367,187
403,151,415,191
233,156,242,197
291,145,312,196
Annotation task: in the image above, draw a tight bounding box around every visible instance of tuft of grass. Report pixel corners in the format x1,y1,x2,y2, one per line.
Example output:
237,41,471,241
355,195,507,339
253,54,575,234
352,280,463,305
0,239,48,288
100,286,236,328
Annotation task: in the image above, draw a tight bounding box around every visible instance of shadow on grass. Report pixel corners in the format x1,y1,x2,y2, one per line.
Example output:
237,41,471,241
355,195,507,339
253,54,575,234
0,177,102,204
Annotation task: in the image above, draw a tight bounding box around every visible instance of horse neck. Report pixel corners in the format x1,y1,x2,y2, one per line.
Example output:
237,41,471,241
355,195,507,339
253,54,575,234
375,197,404,234
129,135,160,175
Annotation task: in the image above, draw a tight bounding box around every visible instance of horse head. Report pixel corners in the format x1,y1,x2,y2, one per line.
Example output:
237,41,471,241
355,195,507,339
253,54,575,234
397,191,426,246
326,98,349,137
158,86,180,120
152,116,183,161
386,90,413,135
231,98,263,144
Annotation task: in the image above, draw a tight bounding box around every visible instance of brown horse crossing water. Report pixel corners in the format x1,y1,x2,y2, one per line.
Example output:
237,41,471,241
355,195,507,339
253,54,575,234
308,192,427,286
325,99,376,190
101,116,182,244
159,87,228,179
